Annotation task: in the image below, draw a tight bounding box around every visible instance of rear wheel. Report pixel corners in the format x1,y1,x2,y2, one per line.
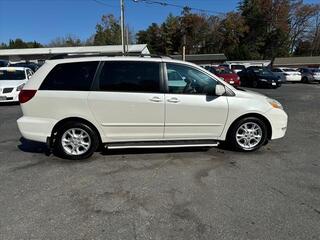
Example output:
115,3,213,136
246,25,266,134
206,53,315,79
53,122,99,160
227,117,268,152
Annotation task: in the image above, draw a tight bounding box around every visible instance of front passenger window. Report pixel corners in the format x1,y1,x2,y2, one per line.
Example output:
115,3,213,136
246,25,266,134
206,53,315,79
166,63,218,95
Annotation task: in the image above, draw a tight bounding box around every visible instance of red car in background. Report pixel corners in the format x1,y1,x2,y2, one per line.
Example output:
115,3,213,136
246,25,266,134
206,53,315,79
209,66,241,87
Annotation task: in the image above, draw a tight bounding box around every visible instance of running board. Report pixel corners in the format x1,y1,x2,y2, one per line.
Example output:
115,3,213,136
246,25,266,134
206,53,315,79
106,140,219,150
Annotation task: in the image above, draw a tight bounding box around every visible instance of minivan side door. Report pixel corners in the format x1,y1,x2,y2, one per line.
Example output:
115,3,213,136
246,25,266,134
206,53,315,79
164,63,229,139
88,60,165,142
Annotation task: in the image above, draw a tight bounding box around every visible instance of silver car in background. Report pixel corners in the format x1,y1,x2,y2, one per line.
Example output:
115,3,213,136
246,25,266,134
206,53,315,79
299,68,320,83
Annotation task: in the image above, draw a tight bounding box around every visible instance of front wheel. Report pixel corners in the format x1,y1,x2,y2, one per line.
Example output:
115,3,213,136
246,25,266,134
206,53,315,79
227,117,268,151
53,122,99,160
252,80,258,88
302,77,309,83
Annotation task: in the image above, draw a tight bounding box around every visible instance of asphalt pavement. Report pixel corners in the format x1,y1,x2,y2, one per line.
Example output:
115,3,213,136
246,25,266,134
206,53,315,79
0,84,319,240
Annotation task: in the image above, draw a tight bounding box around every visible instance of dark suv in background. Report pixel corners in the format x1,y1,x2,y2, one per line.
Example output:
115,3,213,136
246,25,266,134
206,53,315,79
9,61,41,72
238,66,281,88
0,59,9,67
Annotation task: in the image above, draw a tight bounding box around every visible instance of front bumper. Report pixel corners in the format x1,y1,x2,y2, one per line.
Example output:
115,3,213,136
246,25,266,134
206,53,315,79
265,108,288,140
17,116,57,143
227,80,241,87
259,80,280,88
0,90,19,102
312,76,320,81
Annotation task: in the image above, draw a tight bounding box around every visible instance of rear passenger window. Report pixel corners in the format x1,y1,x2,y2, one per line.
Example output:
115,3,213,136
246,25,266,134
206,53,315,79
99,61,160,93
40,62,99,91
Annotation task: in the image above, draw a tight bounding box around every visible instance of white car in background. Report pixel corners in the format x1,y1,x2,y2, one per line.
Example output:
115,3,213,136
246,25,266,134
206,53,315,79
272,67,301,82
0,67,33,103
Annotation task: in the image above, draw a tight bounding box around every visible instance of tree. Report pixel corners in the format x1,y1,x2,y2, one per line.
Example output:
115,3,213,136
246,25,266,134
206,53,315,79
239,0,291,59
180,7,210,54
93,14,122,45
48,35,82,47
0,38,43,49
288,0,320,53
137,23,164,53
160,14,182,54
219,12,249,59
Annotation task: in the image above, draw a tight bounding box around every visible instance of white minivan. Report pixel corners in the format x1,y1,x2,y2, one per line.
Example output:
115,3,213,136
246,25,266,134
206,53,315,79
17,56,288,160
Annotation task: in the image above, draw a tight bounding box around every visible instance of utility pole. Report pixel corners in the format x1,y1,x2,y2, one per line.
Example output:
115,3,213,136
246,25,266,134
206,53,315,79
120,0,125,54
126,25,129,53
182,34,186,61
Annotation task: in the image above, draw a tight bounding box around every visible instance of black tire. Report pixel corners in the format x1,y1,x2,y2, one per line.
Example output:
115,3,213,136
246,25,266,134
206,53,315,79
252,80,258,88
226,117,268,152
53,121,100,160
302,77,309,83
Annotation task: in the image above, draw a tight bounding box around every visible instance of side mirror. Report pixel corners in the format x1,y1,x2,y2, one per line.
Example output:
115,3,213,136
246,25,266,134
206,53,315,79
215,85,226,96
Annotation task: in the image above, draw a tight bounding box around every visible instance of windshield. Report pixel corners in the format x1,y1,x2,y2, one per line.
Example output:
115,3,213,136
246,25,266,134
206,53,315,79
311,69,320,73
283,68,297,72
231,65,245,70
251,67,274,76
0,69,26,80
213,68,233,74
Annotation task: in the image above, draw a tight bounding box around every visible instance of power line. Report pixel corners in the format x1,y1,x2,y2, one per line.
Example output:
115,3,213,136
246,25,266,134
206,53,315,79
91,0,116,8
132,0,225,15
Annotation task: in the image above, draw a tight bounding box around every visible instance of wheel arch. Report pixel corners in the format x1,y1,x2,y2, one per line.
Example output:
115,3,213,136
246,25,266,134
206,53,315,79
50,117,102,145
226,113,272,140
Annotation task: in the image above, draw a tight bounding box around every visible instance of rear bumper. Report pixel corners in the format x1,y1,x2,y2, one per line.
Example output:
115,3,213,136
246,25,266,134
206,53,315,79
265,108,288,140
17,116,56,143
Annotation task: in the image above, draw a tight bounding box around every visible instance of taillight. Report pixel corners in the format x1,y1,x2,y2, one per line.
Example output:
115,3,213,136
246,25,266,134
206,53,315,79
19,90,37,104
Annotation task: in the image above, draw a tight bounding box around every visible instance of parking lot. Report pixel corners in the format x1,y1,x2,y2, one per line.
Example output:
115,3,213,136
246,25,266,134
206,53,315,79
0,84,319,239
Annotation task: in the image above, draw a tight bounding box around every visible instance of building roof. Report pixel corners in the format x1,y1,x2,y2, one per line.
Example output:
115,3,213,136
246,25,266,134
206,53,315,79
273,56,320,66
170,54,227,62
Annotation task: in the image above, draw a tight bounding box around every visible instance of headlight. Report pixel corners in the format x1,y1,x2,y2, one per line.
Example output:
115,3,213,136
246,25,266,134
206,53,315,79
267,98,283,110
260,79,268,82
16,83,25,91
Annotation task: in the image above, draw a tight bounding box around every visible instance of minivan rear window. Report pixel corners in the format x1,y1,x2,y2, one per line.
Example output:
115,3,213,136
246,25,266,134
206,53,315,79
98,61,160,93
40,62,99,91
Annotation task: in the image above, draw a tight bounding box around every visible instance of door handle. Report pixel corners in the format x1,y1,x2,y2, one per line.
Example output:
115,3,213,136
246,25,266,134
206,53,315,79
149,96,162,102
167,97,180,103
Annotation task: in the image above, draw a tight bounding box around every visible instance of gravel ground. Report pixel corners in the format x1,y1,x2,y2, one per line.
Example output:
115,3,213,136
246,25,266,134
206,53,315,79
0,83,319,240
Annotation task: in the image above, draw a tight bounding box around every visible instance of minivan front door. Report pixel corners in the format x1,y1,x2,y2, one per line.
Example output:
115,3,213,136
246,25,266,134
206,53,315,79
88,61,165,141
164,63,228,139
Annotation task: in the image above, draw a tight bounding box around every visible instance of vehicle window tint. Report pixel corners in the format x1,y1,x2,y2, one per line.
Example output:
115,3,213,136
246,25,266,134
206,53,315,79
0,69,26,80
99,61,160,92
283,68,296,72
166,63,218,95
40,62,98,91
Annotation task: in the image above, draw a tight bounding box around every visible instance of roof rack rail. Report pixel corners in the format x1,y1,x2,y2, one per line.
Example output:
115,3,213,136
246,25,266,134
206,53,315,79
49,52,172,60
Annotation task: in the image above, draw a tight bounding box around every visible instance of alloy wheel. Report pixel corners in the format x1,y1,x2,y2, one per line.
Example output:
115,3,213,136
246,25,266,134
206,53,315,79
61,128,91,155
236,122,263,150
